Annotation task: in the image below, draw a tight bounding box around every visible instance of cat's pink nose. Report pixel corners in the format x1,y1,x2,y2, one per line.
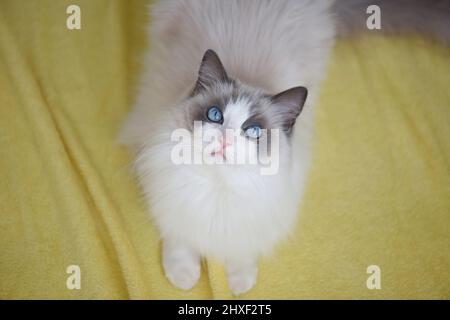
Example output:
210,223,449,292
210,136,233,158
220,136,233,149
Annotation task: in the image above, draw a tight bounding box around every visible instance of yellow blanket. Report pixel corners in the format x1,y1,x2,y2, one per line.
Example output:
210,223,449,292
1,0,449,299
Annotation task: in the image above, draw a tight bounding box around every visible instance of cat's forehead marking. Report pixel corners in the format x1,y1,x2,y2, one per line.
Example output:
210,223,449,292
223,97,251,129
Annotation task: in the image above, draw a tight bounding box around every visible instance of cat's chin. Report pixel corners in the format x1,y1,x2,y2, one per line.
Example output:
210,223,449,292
201,153,242,165
209,151,227,161
202,157,261,168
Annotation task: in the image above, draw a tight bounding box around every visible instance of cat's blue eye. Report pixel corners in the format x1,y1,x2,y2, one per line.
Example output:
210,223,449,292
206,106,223,123
245,125,262,139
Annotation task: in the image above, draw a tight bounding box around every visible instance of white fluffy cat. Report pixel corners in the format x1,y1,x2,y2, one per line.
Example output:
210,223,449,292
121,0,334,295
120,0,448,295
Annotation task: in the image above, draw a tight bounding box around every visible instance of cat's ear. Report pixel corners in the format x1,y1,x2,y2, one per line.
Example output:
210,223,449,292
194,49,229,94
271,86,308,131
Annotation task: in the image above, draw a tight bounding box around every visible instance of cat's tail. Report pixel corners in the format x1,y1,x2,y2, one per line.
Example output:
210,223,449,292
334,0,450,44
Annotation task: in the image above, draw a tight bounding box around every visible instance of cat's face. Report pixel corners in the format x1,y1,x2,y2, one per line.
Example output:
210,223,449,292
173,50,307,170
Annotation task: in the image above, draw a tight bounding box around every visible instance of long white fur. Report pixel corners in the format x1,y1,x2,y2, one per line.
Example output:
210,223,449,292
120,0,336,294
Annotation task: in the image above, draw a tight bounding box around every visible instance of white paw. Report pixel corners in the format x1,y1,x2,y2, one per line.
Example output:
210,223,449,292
227,269,257,296
163,259,201,290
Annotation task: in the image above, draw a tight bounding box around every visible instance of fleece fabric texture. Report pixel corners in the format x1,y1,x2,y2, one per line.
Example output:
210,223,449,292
0,0,449,299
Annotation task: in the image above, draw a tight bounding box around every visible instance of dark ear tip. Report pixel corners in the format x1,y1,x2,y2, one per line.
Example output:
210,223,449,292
271,86,308,103
297,86,308,111
296,86,308,99
203,49,218,60
292,86,308,107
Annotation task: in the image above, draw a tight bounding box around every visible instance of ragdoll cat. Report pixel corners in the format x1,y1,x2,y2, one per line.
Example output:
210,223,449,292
120,0,450,295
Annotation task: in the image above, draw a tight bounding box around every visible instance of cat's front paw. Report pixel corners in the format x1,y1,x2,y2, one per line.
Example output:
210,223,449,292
227,266,257,296
163,240,201,290
164,261,201,290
